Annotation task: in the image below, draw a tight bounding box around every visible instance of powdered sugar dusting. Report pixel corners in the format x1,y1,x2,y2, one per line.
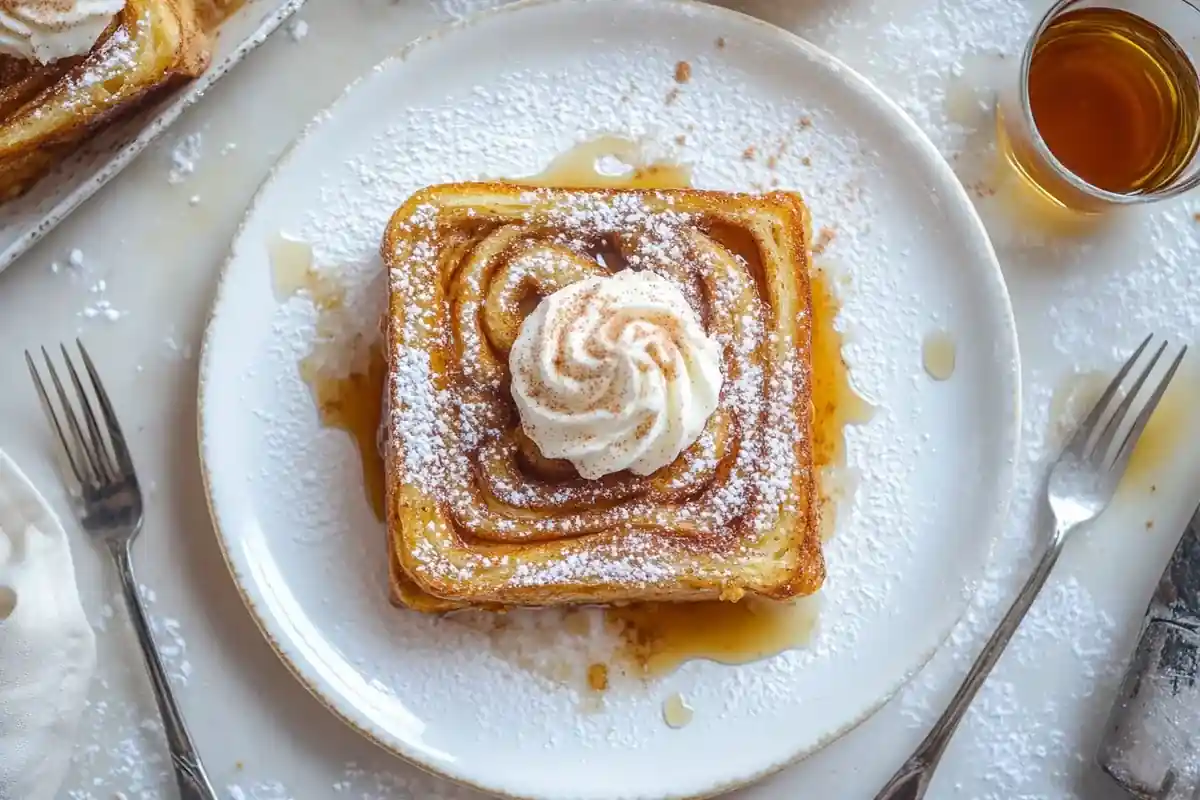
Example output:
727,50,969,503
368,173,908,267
57,0,1200,798
51,10,145,115
386,186,810,597
217,9,1013,788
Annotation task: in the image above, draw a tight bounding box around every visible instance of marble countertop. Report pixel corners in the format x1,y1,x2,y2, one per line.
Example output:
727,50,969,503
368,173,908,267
0,1,1198,798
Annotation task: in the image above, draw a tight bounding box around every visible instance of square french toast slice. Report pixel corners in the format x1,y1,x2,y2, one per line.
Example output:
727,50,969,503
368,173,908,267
381,182,823,610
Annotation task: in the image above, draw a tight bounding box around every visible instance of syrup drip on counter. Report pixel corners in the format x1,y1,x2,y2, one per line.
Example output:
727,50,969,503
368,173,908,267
1050,368,1198,492
922,331,958,382
270,233,387,521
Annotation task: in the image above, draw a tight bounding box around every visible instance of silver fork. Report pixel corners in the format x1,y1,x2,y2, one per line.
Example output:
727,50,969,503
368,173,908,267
875,333,1188,800
26,341,218,800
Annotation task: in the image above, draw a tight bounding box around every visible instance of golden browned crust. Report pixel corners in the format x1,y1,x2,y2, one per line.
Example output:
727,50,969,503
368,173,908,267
382,182,822,611
0,0,210,201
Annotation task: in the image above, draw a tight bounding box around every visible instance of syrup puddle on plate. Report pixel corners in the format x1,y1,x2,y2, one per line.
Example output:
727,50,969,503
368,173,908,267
515,135,693,189
269,234,387,521
268,233,317,302
662,692,694,729
922,331,957,382
608,595,822,677
286,136,876,679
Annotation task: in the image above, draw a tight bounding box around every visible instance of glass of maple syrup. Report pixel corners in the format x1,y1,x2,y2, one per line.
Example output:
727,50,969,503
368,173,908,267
997,0,1200,212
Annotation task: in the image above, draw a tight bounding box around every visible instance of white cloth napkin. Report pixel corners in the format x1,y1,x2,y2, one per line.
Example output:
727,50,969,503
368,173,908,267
0,449,96,800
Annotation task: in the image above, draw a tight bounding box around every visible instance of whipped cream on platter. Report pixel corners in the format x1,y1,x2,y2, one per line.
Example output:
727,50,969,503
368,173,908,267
0,450,96,800
0,0,125,64
510,269,723,480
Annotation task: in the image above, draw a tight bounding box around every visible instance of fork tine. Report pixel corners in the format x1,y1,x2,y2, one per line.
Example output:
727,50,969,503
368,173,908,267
60,343,116,483
40,346,102,487
76,340,135,474
25,350,86,486
1089,339,1168,465
1110,345,1188,475
1065,333,1153,456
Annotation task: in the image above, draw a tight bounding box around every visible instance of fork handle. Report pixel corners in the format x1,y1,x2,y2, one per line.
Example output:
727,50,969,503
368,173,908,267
110,540,219,800
874,527,1069,800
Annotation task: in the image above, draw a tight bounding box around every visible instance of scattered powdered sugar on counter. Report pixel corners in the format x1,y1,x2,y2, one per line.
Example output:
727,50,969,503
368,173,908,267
286,18,309,42
733,0,1033,157
48,246,129,323
168,132,205,185
67,692,170,800
1046,205,1200,358
64,586,197,797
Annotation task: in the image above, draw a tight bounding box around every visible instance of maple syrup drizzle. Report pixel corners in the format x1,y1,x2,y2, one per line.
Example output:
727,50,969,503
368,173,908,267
587,663,610,692
299,350,387,522
810,270,876,474
271,236,387,522
289,137,874,677
608,596,822,677
512,135,693,189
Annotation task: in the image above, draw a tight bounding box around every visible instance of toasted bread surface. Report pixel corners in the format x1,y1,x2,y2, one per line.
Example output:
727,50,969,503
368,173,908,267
0,0,209,200
382,183,823,610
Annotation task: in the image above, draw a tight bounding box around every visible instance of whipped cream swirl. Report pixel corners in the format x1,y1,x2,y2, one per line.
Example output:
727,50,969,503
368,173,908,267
0,0,125,64
510,269,723,480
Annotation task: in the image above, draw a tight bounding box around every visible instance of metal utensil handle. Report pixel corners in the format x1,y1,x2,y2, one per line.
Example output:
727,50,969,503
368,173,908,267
111,541,219,800
1098,618,1200,800
875,527,1067,800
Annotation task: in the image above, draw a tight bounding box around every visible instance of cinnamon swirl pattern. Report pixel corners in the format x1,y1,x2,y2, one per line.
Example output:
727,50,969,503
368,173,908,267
382,183,823,610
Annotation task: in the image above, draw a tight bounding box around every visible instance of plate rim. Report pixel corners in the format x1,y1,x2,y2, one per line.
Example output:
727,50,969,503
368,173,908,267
196,1,1023,797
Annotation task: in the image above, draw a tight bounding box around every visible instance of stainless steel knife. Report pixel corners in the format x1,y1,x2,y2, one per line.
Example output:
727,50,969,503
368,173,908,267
1098,503,1200,800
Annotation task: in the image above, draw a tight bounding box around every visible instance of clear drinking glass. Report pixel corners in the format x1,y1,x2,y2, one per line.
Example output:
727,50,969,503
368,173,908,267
996,0,1200,212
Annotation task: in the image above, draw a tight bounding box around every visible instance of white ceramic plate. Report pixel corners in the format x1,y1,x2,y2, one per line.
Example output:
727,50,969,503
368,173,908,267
198,1,1020,798
0,0,307,274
